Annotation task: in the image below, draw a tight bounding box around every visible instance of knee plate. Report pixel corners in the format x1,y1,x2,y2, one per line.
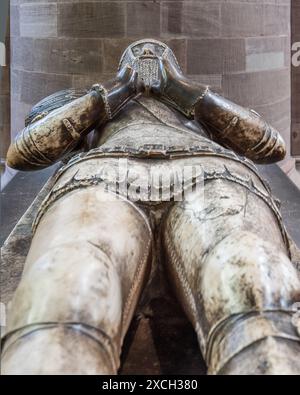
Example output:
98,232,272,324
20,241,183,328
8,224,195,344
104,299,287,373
163,180,300,374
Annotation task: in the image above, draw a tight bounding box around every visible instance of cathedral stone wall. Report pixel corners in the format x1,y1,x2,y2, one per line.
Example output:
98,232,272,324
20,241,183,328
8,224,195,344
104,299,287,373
292,0,300,157
0,42,10,163
0,5,10,164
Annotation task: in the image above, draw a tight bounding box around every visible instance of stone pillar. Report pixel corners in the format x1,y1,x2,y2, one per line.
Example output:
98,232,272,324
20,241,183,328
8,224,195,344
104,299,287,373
292,1,300,158
10,0,297,183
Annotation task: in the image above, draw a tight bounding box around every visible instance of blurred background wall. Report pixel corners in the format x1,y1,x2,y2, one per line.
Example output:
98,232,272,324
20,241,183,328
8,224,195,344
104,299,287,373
0,0,10,172
292,0,300,158
6,0,299,185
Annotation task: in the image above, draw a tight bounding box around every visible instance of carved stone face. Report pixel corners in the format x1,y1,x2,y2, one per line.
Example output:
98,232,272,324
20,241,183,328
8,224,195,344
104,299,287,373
118,39,182,88
119,39,169,68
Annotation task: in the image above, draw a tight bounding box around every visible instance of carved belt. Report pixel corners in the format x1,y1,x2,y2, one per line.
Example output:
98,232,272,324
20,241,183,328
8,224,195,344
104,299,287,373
31,153,291,260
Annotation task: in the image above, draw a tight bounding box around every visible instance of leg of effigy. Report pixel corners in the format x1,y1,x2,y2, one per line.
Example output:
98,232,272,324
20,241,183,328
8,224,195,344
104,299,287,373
1,185,152,375
163,177,300,375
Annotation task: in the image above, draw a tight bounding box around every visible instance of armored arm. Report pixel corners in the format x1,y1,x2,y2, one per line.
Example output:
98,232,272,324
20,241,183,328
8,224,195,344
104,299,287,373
7,66,138,170
155,58,286,164
193,90,286,164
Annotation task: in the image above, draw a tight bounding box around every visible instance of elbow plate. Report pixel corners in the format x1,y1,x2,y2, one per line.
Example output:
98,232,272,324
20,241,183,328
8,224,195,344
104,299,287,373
196,90,286,164
7,89,105,171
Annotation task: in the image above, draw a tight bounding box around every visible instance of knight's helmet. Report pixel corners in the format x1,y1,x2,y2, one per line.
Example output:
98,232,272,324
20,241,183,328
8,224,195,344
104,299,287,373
118,39,182,90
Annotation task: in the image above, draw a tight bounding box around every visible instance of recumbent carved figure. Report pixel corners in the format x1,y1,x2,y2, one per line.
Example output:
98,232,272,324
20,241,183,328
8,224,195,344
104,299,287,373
2,39,300,375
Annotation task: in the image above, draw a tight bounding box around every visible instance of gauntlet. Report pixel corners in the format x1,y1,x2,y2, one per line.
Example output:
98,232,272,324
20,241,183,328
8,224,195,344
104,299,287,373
159,57,286,164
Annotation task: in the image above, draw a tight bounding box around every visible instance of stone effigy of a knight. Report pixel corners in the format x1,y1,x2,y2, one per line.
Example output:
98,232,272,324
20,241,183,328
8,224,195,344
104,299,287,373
2,39,300,375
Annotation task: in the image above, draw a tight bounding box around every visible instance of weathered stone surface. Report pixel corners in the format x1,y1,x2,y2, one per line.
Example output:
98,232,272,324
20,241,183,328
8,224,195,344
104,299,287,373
246,36,290,69
0,66,10,95
292,3,300,156
11,37,103,75
221,3,289,37
161,1,183,35
222,69,290,107
254,97,291,127
186,74,223,93
57,2,125,38
11,37,34,71
0,95,10,126
162,1,220,37
3,1,300,371
9,0,296,178
187,39,245,74
183,1,220,37
10,5,20,37
20,70,72,105
292,72,300,122
221,3,264,38
33,38,103,75
20,3,57,38
127,2,161,36
72,73,115,90
1,14,10,160
103,38,134,73
246,52,285,73
0,130,9,159
292,124,300,157
10,96,31,133
10,69,21,97
0,166,208,375
263,4,290,36
0,168,57,303
2,162,300,374
165,39,187,74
